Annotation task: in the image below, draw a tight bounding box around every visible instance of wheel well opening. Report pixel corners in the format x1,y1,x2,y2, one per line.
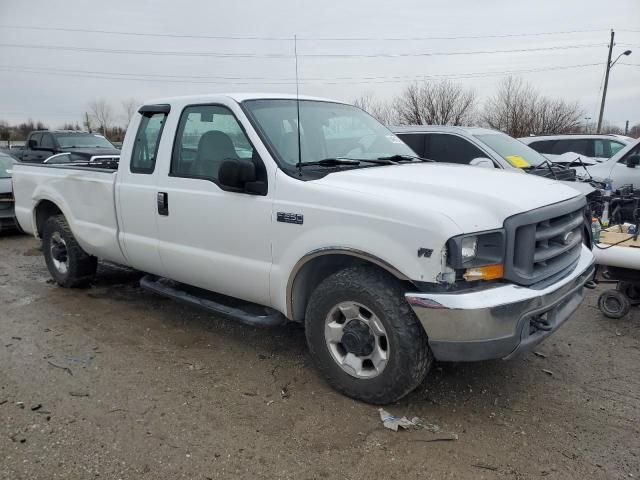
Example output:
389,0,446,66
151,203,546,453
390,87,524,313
289,254,411,322
35,200,62,237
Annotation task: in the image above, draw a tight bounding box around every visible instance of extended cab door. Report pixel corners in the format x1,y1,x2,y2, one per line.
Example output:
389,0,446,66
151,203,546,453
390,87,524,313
116,105,170,276
154,103,272,306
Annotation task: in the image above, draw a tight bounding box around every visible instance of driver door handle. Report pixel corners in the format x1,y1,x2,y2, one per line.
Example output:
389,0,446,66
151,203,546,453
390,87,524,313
157,192,169,216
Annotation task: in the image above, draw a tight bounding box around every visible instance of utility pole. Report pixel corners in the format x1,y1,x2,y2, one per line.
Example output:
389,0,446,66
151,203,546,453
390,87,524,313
597,30,615,133
625,120,629,135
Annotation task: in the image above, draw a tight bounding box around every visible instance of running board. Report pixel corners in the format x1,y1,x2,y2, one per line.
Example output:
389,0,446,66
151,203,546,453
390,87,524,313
140,275,287,327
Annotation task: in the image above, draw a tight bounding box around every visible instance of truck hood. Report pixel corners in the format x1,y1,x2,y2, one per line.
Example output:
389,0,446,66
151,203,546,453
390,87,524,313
313,163,583,232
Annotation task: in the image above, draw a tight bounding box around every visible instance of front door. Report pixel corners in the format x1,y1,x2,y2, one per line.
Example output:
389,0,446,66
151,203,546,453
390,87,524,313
155,103,272,306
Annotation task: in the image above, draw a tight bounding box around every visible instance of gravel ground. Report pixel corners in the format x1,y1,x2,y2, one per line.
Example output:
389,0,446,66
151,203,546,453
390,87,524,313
1,233,639,479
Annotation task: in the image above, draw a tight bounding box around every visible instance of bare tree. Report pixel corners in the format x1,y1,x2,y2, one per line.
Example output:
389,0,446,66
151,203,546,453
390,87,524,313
629,123,640,139
482,77,584,137
395,80,477,126
353,93,399,125
121,98,140,126
88,99,115,136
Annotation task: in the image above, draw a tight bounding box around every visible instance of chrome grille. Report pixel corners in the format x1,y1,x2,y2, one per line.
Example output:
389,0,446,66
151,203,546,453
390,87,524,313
504,197,586,286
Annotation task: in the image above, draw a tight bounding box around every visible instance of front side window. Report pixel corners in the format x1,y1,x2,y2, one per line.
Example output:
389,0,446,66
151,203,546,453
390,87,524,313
475,133,548,167
29,133,42,148
528,140,556,155
41,134,55,149
171,105,255,182
397,133,426,157
131,112,166,174
609,141,626,157
424,134,487,165
242,99,414,171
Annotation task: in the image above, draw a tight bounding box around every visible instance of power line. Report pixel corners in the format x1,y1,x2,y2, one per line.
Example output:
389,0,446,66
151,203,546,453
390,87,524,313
0,63,602,85
0,42,605,58
0,24,610,41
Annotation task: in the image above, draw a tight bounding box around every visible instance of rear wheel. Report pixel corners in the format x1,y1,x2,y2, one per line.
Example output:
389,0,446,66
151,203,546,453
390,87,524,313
305,266,432,404
42,214,97,287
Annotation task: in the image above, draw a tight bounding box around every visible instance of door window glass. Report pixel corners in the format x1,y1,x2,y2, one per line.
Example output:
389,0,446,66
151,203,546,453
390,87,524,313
551,139,592,156
171,105,255,182
131,112,167,174
397,133,426,157
424,133,486,164
29,133,42,148
41,134,55,149
610,141,626,157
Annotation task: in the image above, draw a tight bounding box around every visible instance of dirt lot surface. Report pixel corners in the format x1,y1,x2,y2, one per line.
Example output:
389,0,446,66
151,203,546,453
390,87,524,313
1,233,639,479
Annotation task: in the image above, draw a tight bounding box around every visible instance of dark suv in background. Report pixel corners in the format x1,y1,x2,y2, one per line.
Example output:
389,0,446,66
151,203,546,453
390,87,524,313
19,130,120,163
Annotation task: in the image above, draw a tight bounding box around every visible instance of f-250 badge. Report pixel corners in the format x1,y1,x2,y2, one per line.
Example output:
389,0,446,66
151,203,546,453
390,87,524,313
277,212,304,225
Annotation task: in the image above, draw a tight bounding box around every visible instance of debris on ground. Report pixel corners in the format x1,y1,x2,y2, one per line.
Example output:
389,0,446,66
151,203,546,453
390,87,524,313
47,360,73,376
378,408,456,440
69,391,90,397
533,351,547,358
473,463,499,471
30,403,42,411
541,369,554,376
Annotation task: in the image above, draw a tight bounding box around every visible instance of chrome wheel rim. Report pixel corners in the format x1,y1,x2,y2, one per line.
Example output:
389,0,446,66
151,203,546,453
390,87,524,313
324,301,389,379
50,232,68,274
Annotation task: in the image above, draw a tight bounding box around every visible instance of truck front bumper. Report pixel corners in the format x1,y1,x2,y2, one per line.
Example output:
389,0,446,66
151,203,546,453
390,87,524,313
405,245,595,362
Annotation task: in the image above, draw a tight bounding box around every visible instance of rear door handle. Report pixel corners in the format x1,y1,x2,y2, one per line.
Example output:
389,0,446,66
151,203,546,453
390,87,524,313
157,192,169,216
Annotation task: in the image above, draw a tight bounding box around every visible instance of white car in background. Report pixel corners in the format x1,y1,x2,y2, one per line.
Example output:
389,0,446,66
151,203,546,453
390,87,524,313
519,134,633,164
578,138,640,189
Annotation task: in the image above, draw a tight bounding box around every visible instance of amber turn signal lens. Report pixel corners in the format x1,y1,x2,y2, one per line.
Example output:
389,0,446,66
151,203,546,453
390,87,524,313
463,264,504,281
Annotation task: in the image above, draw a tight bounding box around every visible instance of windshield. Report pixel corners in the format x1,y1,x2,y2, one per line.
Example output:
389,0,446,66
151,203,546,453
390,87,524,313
56,133,116,149
242,99,415,168
0,154,15,178
474,133,548,168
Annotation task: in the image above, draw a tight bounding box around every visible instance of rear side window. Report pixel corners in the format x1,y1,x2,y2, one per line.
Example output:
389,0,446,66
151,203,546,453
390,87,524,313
424,133,486,164
131,112,167,174
551,139,593,157
594,139,612,158
397,133,426,157
171,104,255,182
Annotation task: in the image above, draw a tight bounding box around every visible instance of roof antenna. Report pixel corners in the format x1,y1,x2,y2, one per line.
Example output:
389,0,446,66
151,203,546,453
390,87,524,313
294,34,303,176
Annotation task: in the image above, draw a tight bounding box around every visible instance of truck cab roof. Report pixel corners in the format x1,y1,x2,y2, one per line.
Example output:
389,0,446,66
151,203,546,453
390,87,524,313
142,92,345,108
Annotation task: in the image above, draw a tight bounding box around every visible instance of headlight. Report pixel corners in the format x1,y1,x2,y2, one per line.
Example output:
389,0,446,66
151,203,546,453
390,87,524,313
460,236,478,261
447,229,505,281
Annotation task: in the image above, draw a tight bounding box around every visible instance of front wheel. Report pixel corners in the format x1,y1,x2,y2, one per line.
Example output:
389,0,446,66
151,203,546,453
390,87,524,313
42,214,97,287
305,266,432,404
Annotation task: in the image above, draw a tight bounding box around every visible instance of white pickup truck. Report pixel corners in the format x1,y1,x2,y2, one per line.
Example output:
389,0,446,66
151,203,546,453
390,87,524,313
13,93,595,404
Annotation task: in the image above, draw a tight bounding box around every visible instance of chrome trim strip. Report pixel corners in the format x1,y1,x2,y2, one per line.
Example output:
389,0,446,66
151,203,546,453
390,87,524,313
286,247,409,319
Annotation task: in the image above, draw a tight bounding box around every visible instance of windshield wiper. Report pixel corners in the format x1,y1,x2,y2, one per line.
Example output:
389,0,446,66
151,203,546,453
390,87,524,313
299,157,402,167
377,154,434,163
298,158,361,167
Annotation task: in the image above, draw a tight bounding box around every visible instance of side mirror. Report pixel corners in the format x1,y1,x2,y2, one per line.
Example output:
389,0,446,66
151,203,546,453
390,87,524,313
218,159,267,195
469,157,495,169
28,139,37,149
626,155,640,168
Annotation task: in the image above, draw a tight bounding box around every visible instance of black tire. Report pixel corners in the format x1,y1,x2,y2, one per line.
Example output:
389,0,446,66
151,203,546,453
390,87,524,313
618,281,640,301
598,289,630,319
305,266,432,405
42,214,97,288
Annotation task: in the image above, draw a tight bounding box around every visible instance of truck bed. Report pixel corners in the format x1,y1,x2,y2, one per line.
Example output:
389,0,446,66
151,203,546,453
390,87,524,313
12,162,128,265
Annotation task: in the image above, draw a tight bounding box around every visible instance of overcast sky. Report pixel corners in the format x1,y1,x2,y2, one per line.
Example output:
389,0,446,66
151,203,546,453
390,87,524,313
0,0,638,130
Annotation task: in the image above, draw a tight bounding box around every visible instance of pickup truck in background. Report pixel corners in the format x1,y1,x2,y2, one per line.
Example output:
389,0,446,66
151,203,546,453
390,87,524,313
13,93,595,404
18,130,120,163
